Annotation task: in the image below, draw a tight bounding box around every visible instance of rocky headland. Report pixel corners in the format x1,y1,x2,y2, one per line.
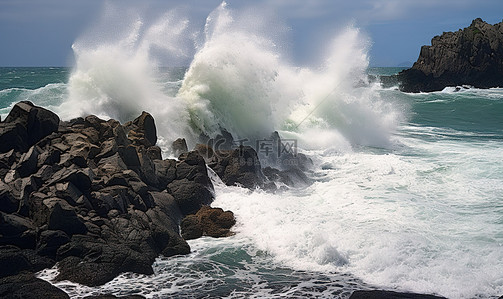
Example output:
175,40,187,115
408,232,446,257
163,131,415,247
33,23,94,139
383,18,503,92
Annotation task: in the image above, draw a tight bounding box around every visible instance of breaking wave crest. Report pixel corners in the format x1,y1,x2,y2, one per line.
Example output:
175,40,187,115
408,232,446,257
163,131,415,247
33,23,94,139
58,1,400,152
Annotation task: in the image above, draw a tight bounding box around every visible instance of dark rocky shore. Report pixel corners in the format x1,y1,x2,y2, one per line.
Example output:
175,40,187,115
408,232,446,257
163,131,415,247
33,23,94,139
0,101,311,298
383,18,503,92
0,101,454,298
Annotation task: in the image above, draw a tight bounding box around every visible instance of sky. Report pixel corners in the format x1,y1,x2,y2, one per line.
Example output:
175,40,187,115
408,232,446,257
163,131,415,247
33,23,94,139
0,0,502,67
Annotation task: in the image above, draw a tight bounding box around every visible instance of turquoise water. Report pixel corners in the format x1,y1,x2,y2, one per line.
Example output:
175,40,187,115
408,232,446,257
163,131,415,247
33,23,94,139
0,67,69,90
0,67,69,118
2,66,502,298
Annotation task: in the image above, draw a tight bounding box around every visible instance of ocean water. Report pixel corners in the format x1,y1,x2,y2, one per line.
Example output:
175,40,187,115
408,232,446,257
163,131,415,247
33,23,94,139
2,3,503,298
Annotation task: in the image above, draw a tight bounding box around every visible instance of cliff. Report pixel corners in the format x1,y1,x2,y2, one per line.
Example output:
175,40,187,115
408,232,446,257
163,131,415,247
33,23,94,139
396,18,503,92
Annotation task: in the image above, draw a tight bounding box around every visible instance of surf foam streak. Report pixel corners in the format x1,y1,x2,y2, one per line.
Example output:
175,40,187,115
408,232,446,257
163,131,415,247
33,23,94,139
0,83,68,119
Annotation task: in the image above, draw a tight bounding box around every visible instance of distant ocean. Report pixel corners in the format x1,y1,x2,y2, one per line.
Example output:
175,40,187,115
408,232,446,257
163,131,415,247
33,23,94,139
1,3,502,298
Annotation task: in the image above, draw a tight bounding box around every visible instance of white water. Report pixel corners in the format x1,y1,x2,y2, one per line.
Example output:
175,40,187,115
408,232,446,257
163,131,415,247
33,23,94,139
212,133,503,298
56,4,193,150
178,2,399,149
0,83,68,118
27,2,503,298
54,1,400,152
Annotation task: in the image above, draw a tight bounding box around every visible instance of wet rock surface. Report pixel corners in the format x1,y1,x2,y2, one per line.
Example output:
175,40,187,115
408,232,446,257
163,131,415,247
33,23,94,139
0,101,313,296
194,130,313,191
0,102,459,299
0,272,70,299
0,102,214,290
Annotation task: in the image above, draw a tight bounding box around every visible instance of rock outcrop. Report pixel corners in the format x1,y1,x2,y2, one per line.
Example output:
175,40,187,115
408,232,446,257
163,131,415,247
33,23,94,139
0,101,60,153
194,131,313,191
393,18,503,92
0,101,316,296
0,102,218,289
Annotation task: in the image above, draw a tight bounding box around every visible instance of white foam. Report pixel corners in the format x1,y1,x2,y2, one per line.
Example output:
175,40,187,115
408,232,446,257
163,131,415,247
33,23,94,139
57,5,195,150
177,3,400,149
0,83,68,119
44,1,402,153
212,127,503,298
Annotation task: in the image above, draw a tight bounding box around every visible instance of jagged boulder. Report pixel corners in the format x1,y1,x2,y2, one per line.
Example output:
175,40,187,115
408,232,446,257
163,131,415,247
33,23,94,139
207,146,265,189
0,212,36,249
36,230,71,258
167,151,214,215
47,202,88,236
172,138,188,156
0,102,217,292
0,246,54,279
0,182,18,214
168,179,213,215
195,131,312,191
180,215,203,240
56,240,156,286
125,112,157,147
0,101,60,153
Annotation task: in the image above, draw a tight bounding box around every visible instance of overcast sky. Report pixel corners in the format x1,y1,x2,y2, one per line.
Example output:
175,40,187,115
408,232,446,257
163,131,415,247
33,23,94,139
1,0,502,67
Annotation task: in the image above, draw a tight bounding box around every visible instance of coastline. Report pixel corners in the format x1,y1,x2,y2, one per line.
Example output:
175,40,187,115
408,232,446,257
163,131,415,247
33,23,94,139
0,100,453,298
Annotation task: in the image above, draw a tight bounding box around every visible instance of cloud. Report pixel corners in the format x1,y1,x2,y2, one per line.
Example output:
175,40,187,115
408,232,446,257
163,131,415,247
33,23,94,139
357,0,480,23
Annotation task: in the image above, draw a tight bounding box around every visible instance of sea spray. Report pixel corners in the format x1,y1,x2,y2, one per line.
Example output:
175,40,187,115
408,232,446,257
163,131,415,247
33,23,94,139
58,4,194,150
2,4,500,297
54,1,400,153
179,2,400,150
178,2,299,142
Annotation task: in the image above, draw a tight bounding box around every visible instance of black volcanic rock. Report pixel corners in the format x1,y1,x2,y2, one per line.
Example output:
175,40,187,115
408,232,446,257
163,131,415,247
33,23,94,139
0,246,54,278
194,131,313,191
167,178,213,215
180,214,203,240
0,102,217,291
124,111,157,147
0,101,313,295
172,138,188,156
395,18,503,92
167,151,214,215
0,273,70,299
0,101,60,153
203,145,265,189
0,212,36,249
